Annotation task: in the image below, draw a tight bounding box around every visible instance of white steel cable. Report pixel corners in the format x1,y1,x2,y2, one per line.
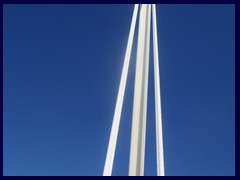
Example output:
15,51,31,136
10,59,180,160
152,4,165,176
103,4,139,176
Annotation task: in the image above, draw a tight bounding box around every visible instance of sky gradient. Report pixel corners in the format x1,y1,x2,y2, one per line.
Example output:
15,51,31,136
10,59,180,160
3,4,235,176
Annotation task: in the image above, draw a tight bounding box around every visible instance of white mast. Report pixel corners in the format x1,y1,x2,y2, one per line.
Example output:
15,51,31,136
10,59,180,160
103,4,165,176
129,4,151,176
152,4,165,176
103,4,139,176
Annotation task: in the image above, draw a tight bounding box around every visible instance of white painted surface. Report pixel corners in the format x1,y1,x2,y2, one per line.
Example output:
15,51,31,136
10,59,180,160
103,4,139,176
152,4,165,176
129,4,151,176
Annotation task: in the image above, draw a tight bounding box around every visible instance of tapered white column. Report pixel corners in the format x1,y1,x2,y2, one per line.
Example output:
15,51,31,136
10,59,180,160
152,4,165,176
103,4,139,176
129,4,151,176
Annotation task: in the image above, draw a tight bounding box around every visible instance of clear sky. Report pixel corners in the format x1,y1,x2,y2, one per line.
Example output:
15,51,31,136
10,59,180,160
3,4,235,176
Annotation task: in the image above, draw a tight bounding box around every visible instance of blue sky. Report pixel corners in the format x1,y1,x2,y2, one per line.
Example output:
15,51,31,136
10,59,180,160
3,4,235,176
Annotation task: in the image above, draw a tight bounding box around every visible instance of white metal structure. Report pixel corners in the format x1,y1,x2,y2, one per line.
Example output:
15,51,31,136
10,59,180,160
152,4,165,176
103,4,165,176
103,4,139,176
129,4,151,176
